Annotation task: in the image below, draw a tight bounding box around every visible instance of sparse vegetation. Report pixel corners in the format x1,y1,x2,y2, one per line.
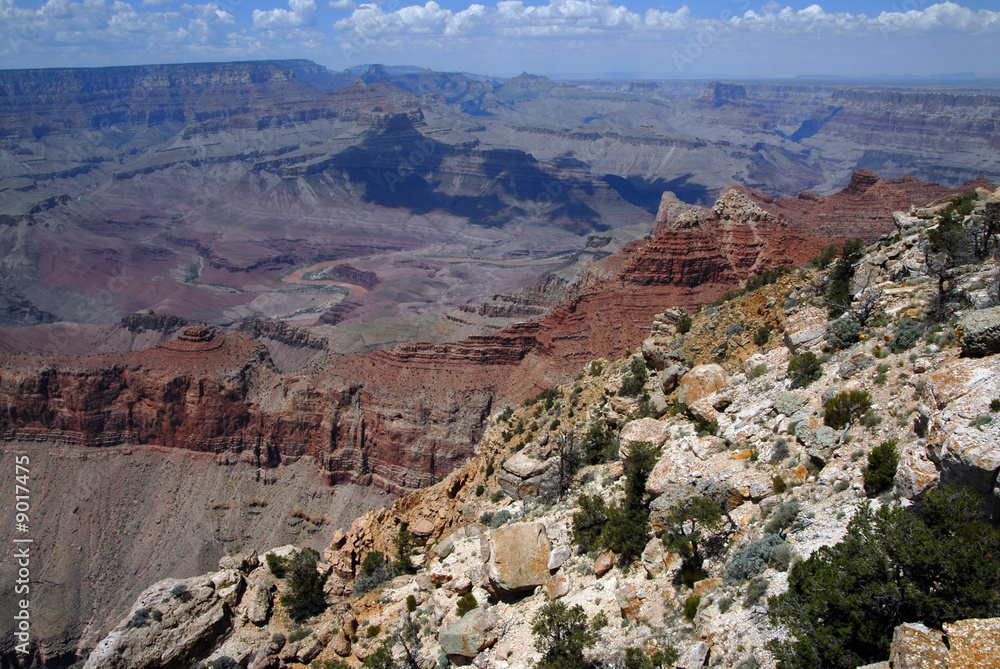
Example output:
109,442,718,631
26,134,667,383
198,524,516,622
683,595,701,622
862,440,899,497
754,326,770,346
676,313,693,334
662,495,732,587
724,535,785,584
826,317,860,351
769,486,1000,669
531,601,597,669
456,592,478,617
787,352,822,388
823,390,872,429
279,547,328,621
764,500,800,536
619,357,649,397
890,317,924,352
354,551,395,595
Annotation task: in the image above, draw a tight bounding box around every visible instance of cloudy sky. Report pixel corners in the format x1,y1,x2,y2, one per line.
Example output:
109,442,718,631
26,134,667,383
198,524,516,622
1,0,999,78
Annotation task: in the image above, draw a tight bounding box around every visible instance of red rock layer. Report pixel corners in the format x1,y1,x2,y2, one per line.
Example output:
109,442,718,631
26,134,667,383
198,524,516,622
2,171,993,494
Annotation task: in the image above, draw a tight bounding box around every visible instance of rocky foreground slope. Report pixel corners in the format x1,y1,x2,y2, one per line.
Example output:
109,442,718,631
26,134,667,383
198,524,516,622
76,186,1000,669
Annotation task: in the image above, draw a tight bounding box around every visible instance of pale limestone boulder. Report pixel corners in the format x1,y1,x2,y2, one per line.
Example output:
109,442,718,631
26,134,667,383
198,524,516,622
943,618,1000,668
619,418,672,462
544,574,570,600
487,523,552,594
890,623,948,669
782,306,828,353
894,440,939,499
678,364,730,406
677,641,710,669
958,306,1000,357
84,573,232,669
439,608,500,658
241,582,272,626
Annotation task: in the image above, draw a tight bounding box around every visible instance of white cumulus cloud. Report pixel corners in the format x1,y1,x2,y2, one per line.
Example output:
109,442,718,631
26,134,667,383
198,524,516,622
252,0,317,29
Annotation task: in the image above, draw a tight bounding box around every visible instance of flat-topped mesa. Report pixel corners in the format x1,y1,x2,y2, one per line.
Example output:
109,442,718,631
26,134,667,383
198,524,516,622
157,323,223,353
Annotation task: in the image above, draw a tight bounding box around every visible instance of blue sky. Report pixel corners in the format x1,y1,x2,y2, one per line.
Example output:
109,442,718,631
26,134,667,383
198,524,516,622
1,0,999,78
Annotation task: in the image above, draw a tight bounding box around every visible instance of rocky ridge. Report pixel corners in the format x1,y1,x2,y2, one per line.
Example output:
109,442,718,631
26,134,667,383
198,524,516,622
79,185,1000,668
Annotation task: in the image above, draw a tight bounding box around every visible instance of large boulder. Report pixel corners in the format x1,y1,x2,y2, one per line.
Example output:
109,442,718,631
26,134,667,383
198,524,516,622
660,363,690,394
889,623,949,669
958,306,1000,357
84,572,234,669
619,418,672,462
943,618,1000,668
497,451,559,500
439,608,500,658
677,364,729,406
782,306,828,353
486,522,552,594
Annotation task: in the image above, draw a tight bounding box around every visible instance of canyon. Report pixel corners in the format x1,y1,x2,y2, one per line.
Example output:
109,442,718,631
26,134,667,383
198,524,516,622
2,58,1000,667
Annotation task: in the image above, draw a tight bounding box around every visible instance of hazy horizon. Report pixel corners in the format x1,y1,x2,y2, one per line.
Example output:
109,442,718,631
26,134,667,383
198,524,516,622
2,0,999,79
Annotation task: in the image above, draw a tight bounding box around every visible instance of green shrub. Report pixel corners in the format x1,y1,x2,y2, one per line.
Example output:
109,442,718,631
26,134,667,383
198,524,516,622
491,490,505,503
754,326,771,346
768,486,1000,669
991,398,1000,412
769,543,793,572
970,413,993,429
750,363,769,378
676,313,693,334
479,511,494,525
890,318,924,353
312,660,351,669
354,552,395,595
456,592,478,617
863,440,898,497
476,484,485,496
599,440,658,562
826,239,865,318
772,475,787,495
826,317,860,351
592,611,609,630
361,641,395,669
859,412,881,429
582,419,617,464
406,594,417,612
744,577,768,606
490,509,513,529
572,494,608,547
718,595,734,613
661,496,727,588
823,390,872,429
210,658,239,669
532,601,597,669
788,352,822,388
619,357,649,397
366,624,381,638
590,360,604,376
394,524,416,575
266,553,288,578
764,500,800,536
287,627,310,643
683,595,701,622
279,548,329,621
724,535,785,584
812,244,837,270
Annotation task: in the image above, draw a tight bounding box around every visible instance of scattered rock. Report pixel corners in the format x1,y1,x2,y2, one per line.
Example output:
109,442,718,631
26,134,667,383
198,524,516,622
439,608,500,658
486,522,552,594
660,363,690,394
889,622,949,669
676,641,710,669
544,574,570,599
782,306,828,353
678,364,730,406
593,551,615,578
958,306,1000,357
